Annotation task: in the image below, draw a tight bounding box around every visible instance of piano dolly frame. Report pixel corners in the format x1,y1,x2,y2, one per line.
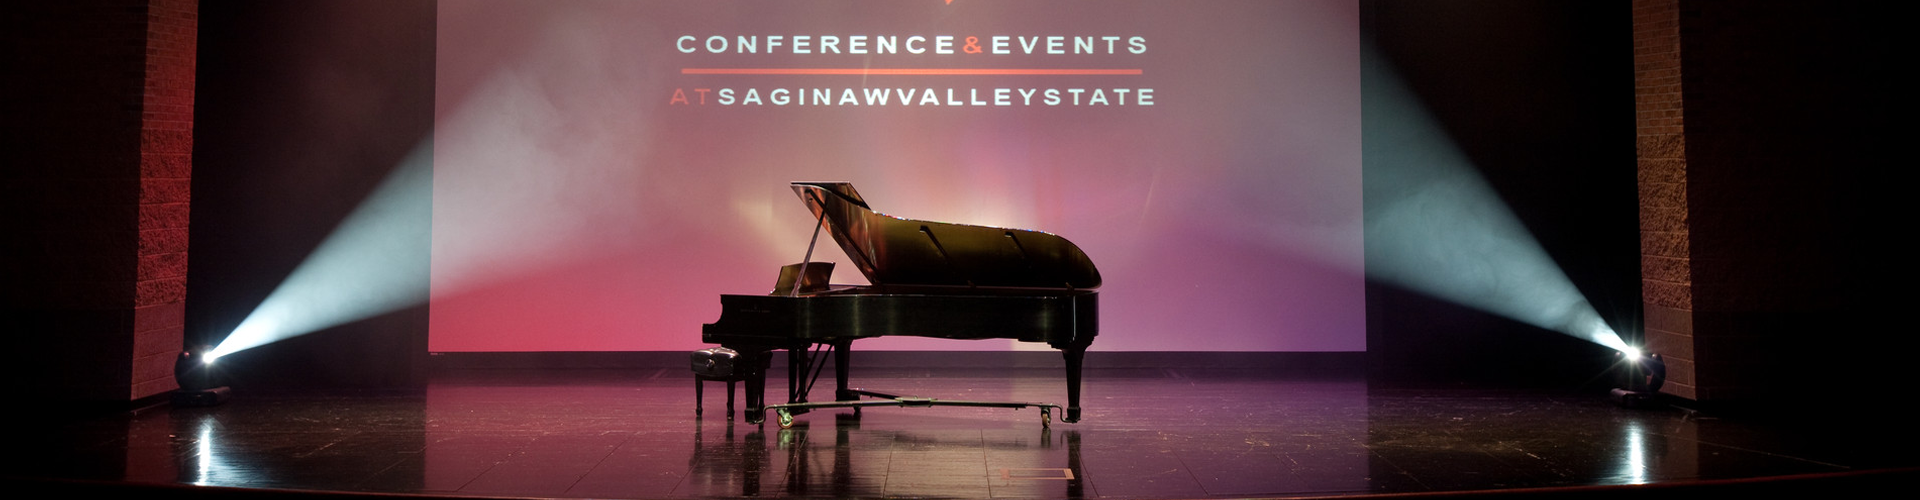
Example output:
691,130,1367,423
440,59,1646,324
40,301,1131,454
762,389,1063,429
749,341,1073,429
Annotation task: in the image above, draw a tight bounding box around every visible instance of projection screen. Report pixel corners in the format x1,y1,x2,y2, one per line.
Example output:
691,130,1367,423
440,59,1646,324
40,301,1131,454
430,0,1363,353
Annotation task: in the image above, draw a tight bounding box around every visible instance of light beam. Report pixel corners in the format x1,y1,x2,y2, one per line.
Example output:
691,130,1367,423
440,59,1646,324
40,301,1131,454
1362,47,1632,354
206,142,433,361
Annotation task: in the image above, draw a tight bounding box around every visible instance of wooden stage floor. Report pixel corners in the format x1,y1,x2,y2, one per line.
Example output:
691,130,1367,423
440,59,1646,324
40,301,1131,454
11,366,1917,498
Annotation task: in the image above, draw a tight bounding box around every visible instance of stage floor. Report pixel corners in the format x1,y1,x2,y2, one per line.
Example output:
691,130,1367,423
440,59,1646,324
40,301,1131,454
13,367,1917,498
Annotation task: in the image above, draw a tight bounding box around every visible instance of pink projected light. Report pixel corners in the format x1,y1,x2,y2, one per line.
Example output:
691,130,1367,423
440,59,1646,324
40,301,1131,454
430,0,1364,353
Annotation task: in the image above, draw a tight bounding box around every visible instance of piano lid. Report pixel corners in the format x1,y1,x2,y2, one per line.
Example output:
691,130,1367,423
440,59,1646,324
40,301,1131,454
791,182,1102,290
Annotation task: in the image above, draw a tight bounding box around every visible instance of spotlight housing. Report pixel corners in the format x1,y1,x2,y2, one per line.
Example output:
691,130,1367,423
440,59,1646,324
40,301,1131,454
172,344,231,407
1610,348,1666,408
1630,353,1666,393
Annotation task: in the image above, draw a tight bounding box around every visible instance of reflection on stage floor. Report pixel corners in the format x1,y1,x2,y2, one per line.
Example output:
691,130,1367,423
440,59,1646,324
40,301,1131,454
12,367,1918,498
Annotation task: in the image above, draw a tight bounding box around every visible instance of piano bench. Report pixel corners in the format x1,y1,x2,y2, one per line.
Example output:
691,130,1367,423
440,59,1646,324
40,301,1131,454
694,373,748,417
691,348,753,418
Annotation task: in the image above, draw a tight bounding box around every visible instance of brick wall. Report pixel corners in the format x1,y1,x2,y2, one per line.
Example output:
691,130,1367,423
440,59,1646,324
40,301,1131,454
1632,0,1694,399
134,0,198,400
1633,1,1896,403
1,0,196,404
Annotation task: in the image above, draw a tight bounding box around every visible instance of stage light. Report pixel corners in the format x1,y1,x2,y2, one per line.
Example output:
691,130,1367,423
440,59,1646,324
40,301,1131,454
1610,349,1666,408
173,344,231,406
1628,352,1666,393
174,346,212,390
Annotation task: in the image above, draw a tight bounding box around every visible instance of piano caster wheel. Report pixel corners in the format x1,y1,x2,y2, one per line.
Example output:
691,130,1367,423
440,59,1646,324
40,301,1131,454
776,409,795,429
1042,409,1052,428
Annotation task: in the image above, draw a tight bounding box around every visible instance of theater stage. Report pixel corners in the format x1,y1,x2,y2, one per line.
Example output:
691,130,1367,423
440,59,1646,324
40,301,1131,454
12,365,1917,499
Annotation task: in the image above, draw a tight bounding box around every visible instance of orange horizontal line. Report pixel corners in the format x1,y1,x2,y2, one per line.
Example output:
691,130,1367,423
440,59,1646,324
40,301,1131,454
681,68,1143,76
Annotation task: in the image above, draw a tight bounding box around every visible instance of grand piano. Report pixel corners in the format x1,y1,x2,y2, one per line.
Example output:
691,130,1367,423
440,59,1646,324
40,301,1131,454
701,182,1101,427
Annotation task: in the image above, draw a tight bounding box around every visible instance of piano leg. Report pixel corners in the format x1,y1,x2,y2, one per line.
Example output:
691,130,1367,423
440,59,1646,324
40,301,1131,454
834,341,855,403
744,368,764,423
744,348,772,424
788,348,809,404
1063,344,1086,423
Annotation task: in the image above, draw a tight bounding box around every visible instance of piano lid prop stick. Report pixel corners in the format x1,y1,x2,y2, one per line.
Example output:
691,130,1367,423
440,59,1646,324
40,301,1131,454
792,191,829,297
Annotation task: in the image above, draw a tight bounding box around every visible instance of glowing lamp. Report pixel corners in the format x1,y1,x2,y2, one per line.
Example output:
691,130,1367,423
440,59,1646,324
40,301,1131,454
1629,353,1666,393
1610,348,1666,408
172,344,231,407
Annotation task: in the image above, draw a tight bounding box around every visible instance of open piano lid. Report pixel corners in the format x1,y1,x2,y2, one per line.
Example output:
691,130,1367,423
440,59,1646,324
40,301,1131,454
790,181,1102,290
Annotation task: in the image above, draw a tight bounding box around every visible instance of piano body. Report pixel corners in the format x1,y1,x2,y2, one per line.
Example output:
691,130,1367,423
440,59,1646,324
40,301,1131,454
701,182,1101,426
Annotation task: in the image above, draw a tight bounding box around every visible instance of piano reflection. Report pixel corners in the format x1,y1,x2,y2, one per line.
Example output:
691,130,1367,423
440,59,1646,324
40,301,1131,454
701,182,1100,427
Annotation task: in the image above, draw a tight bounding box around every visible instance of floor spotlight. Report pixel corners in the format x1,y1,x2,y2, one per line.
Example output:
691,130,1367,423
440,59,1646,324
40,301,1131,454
172,344,231,407
1610,349,1665,408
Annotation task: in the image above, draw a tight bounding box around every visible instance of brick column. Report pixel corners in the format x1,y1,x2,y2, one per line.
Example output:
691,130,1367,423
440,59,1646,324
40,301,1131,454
1,0,196,404
1632,0,1694,399
133,0,198,400
1633,1,1888,403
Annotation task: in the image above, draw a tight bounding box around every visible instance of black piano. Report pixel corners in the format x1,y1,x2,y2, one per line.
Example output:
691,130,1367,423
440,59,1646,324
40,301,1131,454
702,182,1100,427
